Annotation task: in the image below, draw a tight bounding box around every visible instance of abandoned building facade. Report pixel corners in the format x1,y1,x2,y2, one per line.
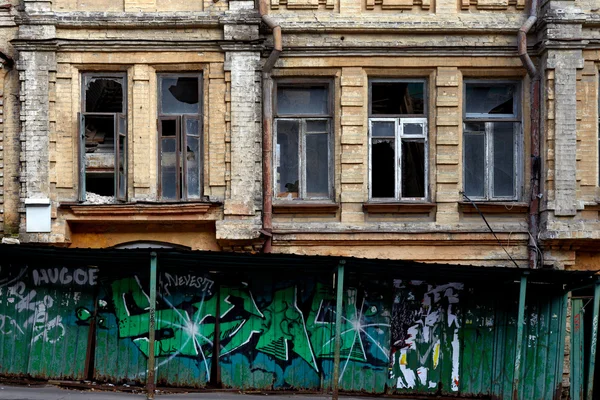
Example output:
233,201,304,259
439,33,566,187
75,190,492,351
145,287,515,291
0,0,599,398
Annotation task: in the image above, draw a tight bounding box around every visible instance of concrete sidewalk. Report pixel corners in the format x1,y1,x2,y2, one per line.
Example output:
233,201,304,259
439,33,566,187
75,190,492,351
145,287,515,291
0,385,398,400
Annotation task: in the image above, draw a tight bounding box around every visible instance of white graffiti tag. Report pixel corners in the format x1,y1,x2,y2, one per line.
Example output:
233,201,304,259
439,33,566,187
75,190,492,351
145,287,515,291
1,281,65,344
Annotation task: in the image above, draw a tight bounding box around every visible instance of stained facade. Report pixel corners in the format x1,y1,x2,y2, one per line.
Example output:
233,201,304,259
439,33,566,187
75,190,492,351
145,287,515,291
0,0,599,397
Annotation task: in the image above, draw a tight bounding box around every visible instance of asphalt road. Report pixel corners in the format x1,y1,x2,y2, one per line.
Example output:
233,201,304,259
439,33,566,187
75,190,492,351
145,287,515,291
0,385,392,400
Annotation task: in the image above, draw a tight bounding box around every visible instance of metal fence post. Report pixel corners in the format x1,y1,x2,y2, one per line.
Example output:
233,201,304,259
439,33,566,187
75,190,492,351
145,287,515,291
332,260,345,400
513,273,528,400
147,252,157,400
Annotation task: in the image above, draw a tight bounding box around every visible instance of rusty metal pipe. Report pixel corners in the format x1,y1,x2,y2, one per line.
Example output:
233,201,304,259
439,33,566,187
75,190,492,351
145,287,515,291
518,0,538,78
259,0,281,253
518,0,541,268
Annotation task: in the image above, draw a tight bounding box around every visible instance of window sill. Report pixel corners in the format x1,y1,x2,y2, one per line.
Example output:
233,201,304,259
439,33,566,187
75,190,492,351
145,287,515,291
363,202,436,214
59,201,222,222
272,202,339,215
458,201,528,214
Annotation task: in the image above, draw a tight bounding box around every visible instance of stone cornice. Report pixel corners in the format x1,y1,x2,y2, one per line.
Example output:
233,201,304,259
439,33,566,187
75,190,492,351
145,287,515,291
14,11,261,28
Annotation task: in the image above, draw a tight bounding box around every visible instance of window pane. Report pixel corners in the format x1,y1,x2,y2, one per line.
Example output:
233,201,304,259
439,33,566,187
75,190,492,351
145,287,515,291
161,138,177,200
186,118,200,136
276,120,300,198
492,122,516,197
464,132,485,198
371,139,395,198
118,134,126,199
403,122,424,136
465,84,515,115
306,133,329,198
161,77,200,115
371,121,395,137
186,136,201,199
277,86,328,115
371,82,425,115
401,140,425,198
306,120,327,133
85,77,123,113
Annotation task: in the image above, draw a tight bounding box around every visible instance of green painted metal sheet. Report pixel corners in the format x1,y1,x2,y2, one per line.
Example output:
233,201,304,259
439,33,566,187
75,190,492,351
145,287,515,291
94,272,150,384
461,285,566,400
94,267,217,388
0,265,95,380
571,298,585,400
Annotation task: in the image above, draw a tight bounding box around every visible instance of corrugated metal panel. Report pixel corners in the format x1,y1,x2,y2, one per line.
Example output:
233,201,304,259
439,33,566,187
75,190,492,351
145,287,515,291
0,265,95,380
219,276,329,390
153,267,216,388
461,285,567,400
94,271,149,384
571,298,585,400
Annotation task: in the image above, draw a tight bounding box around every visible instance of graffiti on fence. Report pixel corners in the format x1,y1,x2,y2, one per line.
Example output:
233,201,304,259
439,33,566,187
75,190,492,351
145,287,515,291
0,266,98,345
99,276,391,388
390,280,463,392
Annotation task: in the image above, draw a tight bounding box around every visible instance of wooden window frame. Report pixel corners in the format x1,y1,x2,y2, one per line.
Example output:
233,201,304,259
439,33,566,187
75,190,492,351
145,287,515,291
273,79,334,201
79,72,128,203
463,80,522,201
157,73,204,202
368,78,429,202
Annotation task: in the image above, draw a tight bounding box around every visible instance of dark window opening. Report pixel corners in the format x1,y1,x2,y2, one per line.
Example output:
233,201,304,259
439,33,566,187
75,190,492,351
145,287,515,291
401,141,425,198
85,173,114,197
371,82,425,115
371,140,395,198
85,78,123,113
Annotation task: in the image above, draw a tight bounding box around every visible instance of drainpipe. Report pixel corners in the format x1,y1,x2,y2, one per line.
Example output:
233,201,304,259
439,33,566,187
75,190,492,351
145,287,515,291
518,0,541,269
260,0,282,253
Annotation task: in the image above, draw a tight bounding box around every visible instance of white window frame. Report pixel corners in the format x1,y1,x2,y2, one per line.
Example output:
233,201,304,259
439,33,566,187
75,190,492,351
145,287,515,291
368,118,428,201
463,80,522,201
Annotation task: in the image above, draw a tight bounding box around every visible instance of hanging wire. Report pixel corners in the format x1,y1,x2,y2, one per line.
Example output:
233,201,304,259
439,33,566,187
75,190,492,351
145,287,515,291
461,192,521,269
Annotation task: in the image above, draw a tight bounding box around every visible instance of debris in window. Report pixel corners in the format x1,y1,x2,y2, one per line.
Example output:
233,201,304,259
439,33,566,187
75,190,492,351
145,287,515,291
83,191,115,205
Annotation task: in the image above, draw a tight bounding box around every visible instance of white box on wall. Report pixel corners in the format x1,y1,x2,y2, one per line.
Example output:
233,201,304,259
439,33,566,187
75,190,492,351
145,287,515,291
25,198,51,233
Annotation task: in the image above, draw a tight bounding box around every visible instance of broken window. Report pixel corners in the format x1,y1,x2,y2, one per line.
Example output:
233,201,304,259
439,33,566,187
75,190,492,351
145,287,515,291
274,82,332,200
79,74,127,202
369,80,427,200
463,82,521,200
158,74,202,201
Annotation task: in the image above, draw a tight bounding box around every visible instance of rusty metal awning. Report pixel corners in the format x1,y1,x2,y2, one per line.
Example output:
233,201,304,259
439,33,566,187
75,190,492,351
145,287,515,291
0,243,595,287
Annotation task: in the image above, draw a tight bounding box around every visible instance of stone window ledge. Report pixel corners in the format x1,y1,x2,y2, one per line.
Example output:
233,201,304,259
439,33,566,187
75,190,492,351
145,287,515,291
272,202,339,214
363,202,436,214
458,201,528,214
59,201,221,222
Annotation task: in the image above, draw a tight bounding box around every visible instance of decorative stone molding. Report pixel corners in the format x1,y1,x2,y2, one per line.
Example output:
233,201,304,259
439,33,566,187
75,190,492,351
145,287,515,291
460,0,525,10
271,0,334,10
365,0,429,10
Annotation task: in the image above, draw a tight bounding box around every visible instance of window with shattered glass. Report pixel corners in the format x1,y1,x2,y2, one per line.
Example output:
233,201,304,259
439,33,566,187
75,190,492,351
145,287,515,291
274,82,333,200
368,80,428,200
158,74,202,201
463,82,521,200
79,73,127,202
